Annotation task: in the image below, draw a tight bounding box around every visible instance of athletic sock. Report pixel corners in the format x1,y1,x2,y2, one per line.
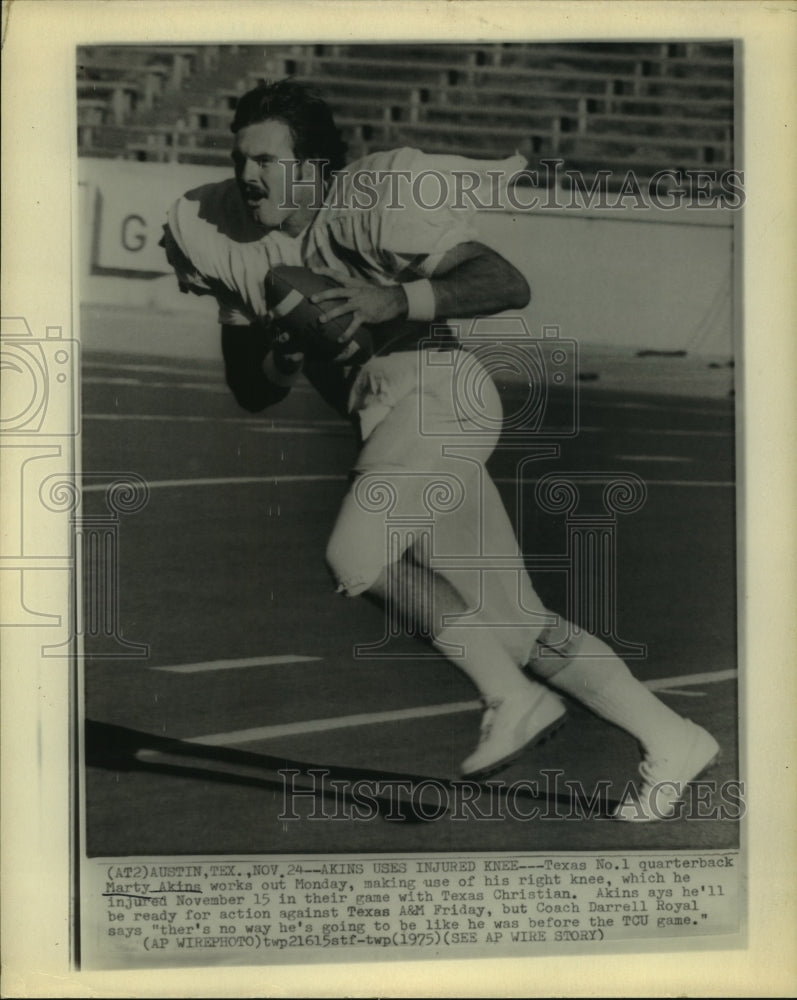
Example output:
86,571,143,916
540,631,686,756
435,624,550,704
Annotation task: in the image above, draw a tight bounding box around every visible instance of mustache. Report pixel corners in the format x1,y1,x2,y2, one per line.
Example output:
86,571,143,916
240,182,269,199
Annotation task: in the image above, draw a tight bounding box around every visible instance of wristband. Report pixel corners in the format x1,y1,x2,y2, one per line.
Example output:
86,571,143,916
403,279,436,322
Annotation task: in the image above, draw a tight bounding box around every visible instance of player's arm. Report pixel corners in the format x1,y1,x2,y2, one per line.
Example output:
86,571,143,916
423,240,531,316
309,242,530,341
221,323,304,413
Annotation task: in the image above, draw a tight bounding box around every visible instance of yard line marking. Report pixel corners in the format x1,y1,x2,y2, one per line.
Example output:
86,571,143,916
82,373,314,394
82,365,729,410
84,413,345,427
82,412,733,440
182,669,737,746
81,474,347,493
613,455,694,463
184,701,482,746
260,417,344,427
653,689,706,697
645,668,737,691
83,413,349,435
83,360,220,378
645,479,734,487
85,413,266,426
588,399,732,417
579,425,732,438
247,425,350,436
151,655,321,674
80,474,733,493
491,477,733,487
83,376,230,393
82,370,730,410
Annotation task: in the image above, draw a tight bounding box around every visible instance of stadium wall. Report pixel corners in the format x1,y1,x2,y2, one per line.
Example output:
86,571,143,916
78,158,735,357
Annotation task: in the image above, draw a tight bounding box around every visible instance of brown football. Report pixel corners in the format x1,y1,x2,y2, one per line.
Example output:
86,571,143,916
264,265,374,365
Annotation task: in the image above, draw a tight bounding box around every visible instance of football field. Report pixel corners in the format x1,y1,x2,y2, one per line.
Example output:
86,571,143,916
80,308,740,858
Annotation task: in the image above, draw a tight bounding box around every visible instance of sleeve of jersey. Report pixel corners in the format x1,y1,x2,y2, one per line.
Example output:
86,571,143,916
165,196,299,324
373,148,528,278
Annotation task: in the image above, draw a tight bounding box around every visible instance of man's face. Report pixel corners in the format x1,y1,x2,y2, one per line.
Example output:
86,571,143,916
232,118,308,232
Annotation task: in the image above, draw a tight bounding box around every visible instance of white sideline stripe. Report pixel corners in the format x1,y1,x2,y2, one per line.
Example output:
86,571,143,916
82,366,728,411
85,413,268,426
641,480,733,487
83,376,230,393
84,413,346,435
497,477,732,487
83,413,261,426
80,474,733,493
82,412,732,441
81,474,347,492
152,655,321,674
185,700,482,746
614,455,693,463
646,668,737,691
580,426,731,438
84,413,344,429
83,360,220,378
184,669,737,746
654,689,705,698
247,426,348,436
82,374,313,394
591,400,731,417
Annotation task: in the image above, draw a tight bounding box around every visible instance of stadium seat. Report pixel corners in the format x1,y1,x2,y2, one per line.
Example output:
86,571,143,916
76,42,734,173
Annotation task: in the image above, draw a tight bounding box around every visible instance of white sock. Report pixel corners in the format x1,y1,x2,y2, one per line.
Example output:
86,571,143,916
539,631,686,756
435,624,550,705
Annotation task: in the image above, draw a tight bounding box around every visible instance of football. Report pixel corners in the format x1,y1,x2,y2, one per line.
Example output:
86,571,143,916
264,265,375,365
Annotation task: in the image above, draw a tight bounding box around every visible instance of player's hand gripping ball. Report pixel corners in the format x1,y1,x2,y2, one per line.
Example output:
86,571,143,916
265,266,375,365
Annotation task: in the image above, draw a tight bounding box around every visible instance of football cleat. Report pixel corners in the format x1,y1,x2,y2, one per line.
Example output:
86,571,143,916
461,689,567,779
614,719,720,822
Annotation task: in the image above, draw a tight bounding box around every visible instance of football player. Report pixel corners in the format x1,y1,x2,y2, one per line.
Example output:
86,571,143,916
161,79,719,819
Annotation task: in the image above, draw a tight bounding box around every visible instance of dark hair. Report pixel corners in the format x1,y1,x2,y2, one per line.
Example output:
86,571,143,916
230,78,348,182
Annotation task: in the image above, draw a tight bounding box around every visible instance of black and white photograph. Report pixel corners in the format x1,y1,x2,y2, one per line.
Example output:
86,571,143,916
2,1,795,996
78,32,743,962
